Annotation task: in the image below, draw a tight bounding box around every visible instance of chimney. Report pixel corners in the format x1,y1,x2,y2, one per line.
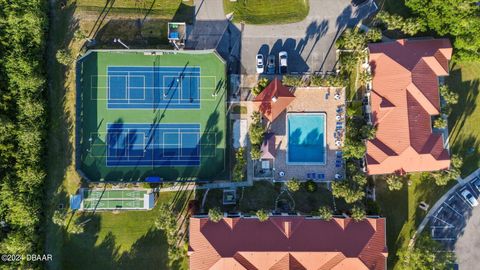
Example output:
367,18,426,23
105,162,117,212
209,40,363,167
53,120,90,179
272,96,278,103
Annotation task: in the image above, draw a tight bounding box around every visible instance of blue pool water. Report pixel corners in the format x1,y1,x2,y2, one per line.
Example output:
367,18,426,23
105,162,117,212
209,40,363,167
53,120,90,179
287,113,326,164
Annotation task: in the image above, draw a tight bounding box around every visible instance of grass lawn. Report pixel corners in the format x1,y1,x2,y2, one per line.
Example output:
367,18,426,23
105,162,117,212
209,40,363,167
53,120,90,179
223,0,309,25
61,191,192,270
376,173,455,269
200,181,348,215
44,1,196,269
446,61,480,176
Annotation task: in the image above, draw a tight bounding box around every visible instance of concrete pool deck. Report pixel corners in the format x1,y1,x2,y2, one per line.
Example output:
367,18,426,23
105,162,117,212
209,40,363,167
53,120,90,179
267,87,345,182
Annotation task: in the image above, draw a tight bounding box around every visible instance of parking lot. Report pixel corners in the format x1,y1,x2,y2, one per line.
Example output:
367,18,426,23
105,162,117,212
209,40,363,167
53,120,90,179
429,175,480,248
240,0,377,74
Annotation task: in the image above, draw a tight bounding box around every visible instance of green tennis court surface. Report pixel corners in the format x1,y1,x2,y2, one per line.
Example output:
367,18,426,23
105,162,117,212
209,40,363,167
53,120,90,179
77,50,227,181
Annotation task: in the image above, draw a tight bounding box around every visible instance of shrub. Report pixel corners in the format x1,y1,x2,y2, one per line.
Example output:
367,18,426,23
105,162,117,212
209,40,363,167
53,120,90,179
282,75,304,87
331,181,365,204
251,78,270,96
286,178,301,192
56,48,74,66
310,75,346,87
318,206,333,221
451,154,463,169
208,207,223,222
386,174,404,191
256,209,269,222
304,180,317,192
250,146,262,160
366,27,382,42
351,205,366,221
433,117,447,129
249,111,265,145
439,85,459,105
233,147,246,181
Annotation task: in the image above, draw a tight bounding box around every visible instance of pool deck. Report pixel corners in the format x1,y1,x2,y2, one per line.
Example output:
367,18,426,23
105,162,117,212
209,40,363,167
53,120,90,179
267,87,345,182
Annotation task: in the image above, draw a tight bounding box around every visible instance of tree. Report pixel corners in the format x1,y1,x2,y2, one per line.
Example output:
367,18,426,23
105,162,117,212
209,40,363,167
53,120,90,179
256,209,269,222
386,174,404,191
433,117,447,129
366,28,382,42
208,208,223,223
331,181,365,204
343,137,367,159
358,70,372,86
398,234,455,270
318,206,333,221
351,205,366,221
56,48,74,66
432,169,460,186
405,0,480,60
360,124,376,140
286,178,301,192
376,11,425,35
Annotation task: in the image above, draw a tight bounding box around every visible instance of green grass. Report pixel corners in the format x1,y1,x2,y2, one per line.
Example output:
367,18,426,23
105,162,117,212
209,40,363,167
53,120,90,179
223,0,309,25
79,51,227,181
200,181,347,214
376,173,454,269
446,61,480,176
62,191,191,270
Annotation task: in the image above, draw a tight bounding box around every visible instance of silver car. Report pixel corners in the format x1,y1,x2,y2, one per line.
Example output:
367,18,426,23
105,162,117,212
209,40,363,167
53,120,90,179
256,54,264,74
461,189,478,207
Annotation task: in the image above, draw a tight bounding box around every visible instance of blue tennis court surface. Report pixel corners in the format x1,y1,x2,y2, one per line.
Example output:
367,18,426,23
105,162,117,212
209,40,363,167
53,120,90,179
107,66,201,109
106,123,201,166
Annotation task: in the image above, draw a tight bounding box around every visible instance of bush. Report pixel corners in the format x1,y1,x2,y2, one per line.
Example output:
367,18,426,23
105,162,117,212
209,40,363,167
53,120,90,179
310,75,346,87
56,48,74,66
451,154,463,169
366,28,382,42
233,148,246,181
318,206,333,221
286,178,301,192
249,111,265,145
208,207,223,222
386,174,404,191
331,181,365,204
256,209,269,222
433,117,447,129
282,75,304,87
250,146,262,160
251,78,270,96
439,85,459,105
351,205,366,221
304,180,317,192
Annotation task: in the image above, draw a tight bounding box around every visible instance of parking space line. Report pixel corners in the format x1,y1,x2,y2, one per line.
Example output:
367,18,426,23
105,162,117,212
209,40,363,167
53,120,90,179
433,215,454,227
443,202,465,218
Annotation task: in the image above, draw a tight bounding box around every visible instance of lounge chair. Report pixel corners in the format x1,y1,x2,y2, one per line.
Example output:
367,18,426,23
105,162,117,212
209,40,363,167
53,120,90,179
317,173,325,180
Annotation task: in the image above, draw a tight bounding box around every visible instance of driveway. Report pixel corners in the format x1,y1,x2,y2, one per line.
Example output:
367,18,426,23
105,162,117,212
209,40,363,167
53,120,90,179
188,0,377,74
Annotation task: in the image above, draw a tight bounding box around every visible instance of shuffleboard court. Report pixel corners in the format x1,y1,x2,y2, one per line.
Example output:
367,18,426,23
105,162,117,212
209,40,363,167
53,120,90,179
83,189,147,200
106,66,201,109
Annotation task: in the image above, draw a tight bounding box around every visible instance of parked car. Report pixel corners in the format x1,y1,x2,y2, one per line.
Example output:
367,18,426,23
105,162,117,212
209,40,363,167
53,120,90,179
279,51,288,74
472,177,480,192
461,189,479,207
256,54,264,74
267,55,276,74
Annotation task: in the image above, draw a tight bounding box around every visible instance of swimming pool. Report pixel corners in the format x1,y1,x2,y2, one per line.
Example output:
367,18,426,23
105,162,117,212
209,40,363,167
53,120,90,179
287,113,326,164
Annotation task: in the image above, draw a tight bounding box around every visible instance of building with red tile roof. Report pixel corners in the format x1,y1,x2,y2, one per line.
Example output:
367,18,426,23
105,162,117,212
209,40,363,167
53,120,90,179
188,216,387,270
253,78,295,122
366,38,452,175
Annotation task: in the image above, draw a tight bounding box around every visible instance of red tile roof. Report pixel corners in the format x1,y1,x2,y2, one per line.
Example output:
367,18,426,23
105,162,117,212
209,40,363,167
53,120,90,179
188,216,387,270
366,39,452,175
253,78,295,122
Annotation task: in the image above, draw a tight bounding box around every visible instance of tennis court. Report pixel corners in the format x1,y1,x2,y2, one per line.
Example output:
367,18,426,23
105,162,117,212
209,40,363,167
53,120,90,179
102,66,204,109
95,123,217,167
78,51,227,181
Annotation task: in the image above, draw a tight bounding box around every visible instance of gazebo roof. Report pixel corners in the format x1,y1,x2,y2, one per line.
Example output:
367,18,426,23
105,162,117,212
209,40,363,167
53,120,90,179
253,78,295,122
